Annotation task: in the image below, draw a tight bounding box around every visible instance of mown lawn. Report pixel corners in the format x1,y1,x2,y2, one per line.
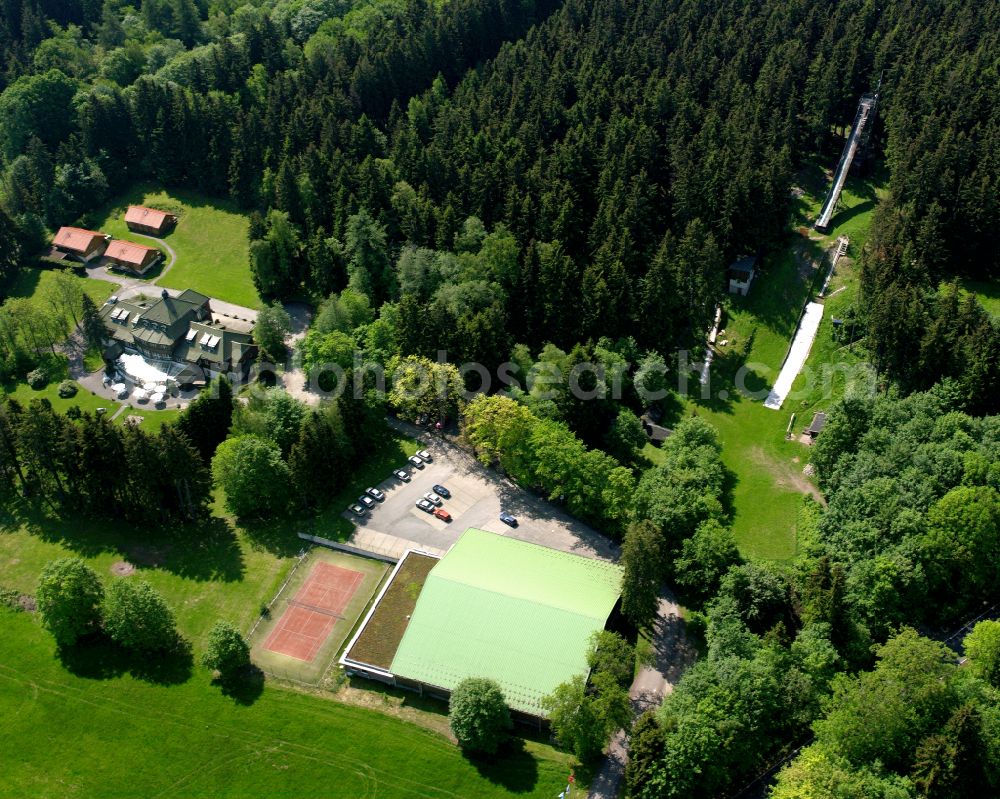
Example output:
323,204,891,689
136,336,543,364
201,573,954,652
89,185,261,309
0,513,290,655
676,167,886,560
116,406,183,432
5,267,118,317
2,378,115,415
0,608,576,798
1,267,121,412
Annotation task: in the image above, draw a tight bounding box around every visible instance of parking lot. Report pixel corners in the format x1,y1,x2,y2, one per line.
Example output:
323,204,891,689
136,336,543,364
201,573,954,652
343,433,617,562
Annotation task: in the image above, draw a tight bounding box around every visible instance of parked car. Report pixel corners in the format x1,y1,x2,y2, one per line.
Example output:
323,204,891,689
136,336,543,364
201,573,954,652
433,507,452,522
415,498,434,513
365,487,385,501
423,492,442,506
408,454,425,469
417,449,432,462
393,469,410,482
499,511,518,527
359,495,375,509
432,484,451,498
349,504,366,516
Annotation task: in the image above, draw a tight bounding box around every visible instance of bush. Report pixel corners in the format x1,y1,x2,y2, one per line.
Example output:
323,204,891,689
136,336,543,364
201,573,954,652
26,368,48,389
36,558,104,646
202,620,251,678
541,672,631,761
57,380,78,398
587,630,637,689
448,677,512,754
103,579,178,651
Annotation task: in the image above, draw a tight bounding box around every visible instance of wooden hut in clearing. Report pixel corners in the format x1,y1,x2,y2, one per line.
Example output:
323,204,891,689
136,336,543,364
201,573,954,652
52,227,109,262
104,239,162,275
124,206,177,236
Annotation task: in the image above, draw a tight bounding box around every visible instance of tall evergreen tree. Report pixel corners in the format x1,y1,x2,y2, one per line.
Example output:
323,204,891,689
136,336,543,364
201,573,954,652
175,376,234,462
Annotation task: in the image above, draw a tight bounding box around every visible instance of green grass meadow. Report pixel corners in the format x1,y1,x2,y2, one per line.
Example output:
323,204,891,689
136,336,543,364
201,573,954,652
90,185,261,309
3,378,113,415
5,267,118,316
116,406,184,432
0,608,575,798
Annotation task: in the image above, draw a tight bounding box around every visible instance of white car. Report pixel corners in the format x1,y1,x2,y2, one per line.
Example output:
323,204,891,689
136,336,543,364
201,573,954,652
417,449,432,462
415,498,434,513
365,487,385,501
393,469,410,482
408,455,425,469
358,495,376,509
423,492,442,506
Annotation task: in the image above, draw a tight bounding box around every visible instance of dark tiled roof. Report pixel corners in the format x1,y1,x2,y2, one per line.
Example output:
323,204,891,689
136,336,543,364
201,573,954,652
729,255,757,276
806,412,827,434
100,291,254,370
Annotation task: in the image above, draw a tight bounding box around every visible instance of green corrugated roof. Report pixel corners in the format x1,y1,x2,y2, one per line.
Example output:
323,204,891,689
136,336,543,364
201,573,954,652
389,529,622,716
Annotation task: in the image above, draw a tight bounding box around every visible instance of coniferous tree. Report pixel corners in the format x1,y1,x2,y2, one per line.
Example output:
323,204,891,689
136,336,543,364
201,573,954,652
176,376,234,463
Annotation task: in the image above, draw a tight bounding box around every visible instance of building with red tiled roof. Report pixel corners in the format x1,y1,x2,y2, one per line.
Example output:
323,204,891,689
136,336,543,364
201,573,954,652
124,206,177,236
52,227,109,262
105,240,162,275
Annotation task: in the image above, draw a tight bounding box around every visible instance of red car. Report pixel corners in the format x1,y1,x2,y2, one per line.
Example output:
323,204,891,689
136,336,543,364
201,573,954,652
433,507,452,522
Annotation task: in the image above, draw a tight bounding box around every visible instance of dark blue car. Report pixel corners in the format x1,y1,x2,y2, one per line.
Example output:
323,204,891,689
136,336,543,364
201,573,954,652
433,484,451,498
499,511,518,527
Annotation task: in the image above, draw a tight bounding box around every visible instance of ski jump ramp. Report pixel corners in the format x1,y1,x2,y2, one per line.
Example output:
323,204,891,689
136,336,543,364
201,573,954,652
763,302,824,410
815,93,876,232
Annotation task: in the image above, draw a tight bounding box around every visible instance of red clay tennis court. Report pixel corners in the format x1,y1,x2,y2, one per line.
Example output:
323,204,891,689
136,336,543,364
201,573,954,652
264,562,364,662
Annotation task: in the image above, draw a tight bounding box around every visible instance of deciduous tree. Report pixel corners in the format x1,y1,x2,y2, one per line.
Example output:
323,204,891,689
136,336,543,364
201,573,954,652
36,557,104,646
448,677,512,755
103,578,178,651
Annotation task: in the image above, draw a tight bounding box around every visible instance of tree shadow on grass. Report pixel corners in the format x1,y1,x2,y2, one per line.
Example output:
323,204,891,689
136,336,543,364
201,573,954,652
59,633,193,686
720,462,740,522
17,507,246,584
828,198,876,232
214,664,265,706
464,738,540,794
238,515,307,558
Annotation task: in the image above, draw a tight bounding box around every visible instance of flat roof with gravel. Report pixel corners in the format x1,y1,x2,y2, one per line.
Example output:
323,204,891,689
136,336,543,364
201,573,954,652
389,528,622,716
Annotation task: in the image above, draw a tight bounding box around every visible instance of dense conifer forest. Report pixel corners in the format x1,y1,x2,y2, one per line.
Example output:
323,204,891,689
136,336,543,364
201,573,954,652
1,0,998,402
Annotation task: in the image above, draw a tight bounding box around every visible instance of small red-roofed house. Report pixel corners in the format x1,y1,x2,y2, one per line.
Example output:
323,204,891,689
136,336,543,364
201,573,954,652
104,239,162,275
124,206,177,236
52,227,110,262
